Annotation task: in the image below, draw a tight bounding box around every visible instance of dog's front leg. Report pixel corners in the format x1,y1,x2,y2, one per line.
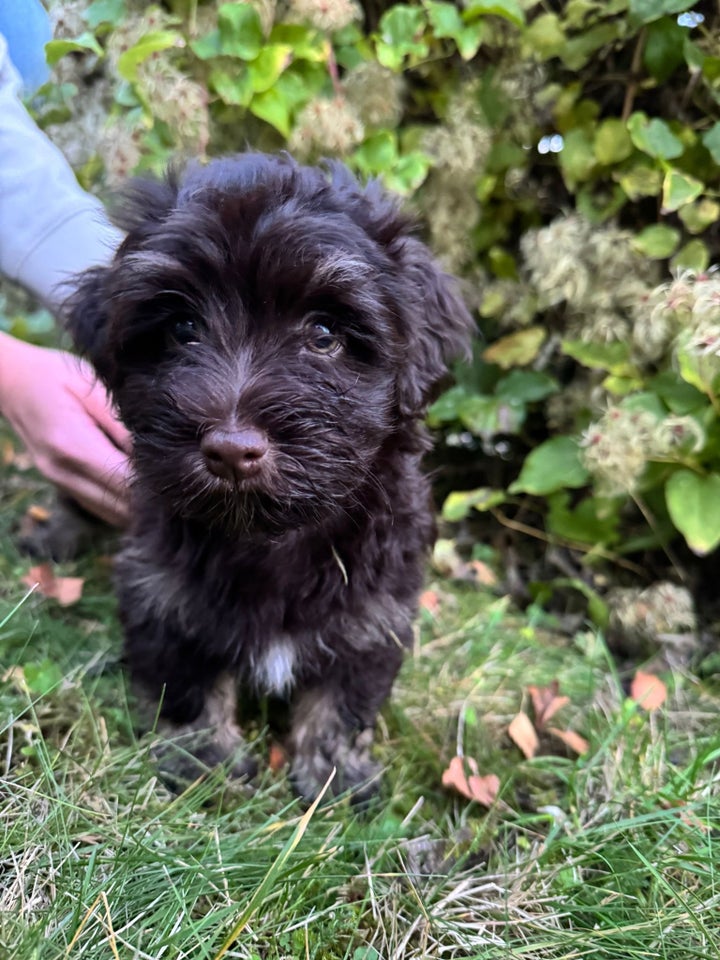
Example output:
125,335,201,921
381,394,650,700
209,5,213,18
122,616,256,788
288,644,404,804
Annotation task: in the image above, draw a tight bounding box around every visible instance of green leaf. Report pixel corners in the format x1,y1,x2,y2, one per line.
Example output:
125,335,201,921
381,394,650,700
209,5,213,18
678,198,720,234
547,492,620,547
629,0,695,24
210,66,253,106
671,239,710,273
644,17,687,81
509,437,590,496
353,131,397,174
458,395,526,436
666,469,720,555
649,371,706,414
45,33,104,66
561,339,635,374
632,224,680,259
442,488,506,522
376,6,428,70
524,12,565,58
116,31,181,82
248,44,292,93
627,112,684,160
250,87,291,136
702,122,720,164
662,169,703,212
382,151,431,195
22,659,63,696
456,22,485,60
594,118,633,165
615,162,663,200
495,370,559,403
482,327,546,369
217,2,264,59
83,0,126,29
463,0,525,27
427,384,471,425
559,128,597,188
560,23,619,70
190,30,222,60
270,24,328,62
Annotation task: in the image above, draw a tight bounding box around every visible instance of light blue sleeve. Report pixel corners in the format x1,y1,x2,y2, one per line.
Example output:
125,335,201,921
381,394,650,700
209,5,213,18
0,33,123,312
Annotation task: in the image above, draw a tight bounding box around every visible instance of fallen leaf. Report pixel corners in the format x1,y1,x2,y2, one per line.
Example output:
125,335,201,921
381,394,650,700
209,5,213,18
12,450,33,471
1,439,14,465
630,671,667,710
528,681,570,729
22,563,84,607
268,741,288,771
27,504,51,522
441,755,499,806
419,589,441,616
508,711,539,759
547,726,589,755
467,560,498,587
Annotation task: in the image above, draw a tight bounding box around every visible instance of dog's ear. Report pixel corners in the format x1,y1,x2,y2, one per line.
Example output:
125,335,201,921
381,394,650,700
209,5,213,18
63,266,116,388
390,234,475,417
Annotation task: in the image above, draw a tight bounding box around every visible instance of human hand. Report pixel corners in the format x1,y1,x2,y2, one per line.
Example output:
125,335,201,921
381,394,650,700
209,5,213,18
0,332,131,526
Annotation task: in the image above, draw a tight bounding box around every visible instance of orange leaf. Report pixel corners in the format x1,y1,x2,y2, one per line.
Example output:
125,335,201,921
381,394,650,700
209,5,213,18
22,563,84,607
528,681,570,729
419,589,441,616
508,711,539,759
467,560,497,587
441,755,499,806
630,671,667,711
547,726,589,755
27,504,51,522
268,741,288,772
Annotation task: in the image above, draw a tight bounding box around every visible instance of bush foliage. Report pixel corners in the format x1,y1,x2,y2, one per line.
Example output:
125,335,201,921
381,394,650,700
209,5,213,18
37,0,720,602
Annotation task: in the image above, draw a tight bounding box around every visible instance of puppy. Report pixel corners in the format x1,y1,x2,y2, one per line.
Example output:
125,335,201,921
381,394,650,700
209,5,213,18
66,153,473,802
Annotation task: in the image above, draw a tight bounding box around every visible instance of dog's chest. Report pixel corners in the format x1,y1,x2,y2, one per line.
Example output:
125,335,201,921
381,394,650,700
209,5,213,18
253,637,297,695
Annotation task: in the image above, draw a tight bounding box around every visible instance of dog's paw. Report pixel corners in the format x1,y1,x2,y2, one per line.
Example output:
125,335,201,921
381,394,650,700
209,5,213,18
152,721,257,791
290,726,383,806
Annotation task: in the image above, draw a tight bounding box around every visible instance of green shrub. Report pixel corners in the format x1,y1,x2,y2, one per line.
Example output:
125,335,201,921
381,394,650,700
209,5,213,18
40,0,720,593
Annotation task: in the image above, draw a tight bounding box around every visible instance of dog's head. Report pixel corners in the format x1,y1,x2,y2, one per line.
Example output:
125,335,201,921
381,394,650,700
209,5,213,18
66,154,473,532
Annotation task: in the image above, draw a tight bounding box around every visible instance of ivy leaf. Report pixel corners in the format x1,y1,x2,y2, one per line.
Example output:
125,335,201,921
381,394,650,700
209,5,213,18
701,122,720,164
662,169,703,212
250,87,291,136
45,33,104,66
210,67,253,106
627,112,684,160
644,17,687,82
561,339,635,375
117,31,181,82
482,326,546,368
671,239,709,274
217,2,264,60
442,488,506,522
463,0,525,27
629,0,696,25
495,369,559,403
665,470,720,555
270,24,328,62
353,130,397,174
632,224,680,259
509,437,590,496
559,128,597,187
524,13,565,58
594,118,633,165
679,199,720,235
83,0,126,29
382,151,431,195
248,44,293,93
376,6,428,70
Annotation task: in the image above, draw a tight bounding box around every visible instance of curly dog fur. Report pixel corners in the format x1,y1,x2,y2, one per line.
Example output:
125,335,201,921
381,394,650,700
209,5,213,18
66,153,473,801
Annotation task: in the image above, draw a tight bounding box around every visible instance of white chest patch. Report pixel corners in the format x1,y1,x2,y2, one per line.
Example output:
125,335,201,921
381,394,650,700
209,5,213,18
255,638,297,696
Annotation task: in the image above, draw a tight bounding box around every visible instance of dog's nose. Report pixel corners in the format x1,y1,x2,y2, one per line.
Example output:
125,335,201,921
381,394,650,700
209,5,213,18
201,427,269,481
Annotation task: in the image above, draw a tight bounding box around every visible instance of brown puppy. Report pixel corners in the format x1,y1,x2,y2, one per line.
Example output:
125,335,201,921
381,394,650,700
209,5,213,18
66,153,473,802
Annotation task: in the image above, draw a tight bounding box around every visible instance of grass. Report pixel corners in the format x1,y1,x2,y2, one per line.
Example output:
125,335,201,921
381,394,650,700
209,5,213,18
1,455,720,959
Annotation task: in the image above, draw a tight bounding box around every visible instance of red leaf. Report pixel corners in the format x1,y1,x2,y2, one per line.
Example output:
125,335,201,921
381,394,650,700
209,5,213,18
508,711,539,759
547,726,589,755
419,589,441,616
268,741,288,772
22,563,84,607
528,681,570,729
630,671,667,711
441,755,499,806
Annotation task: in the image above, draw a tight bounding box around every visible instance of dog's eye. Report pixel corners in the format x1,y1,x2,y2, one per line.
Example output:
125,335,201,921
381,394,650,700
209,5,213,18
172,318,200,345
307,320,342,356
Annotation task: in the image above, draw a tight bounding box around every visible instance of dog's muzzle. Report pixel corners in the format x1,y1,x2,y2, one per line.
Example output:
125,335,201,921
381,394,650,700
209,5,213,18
201,426,269,483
